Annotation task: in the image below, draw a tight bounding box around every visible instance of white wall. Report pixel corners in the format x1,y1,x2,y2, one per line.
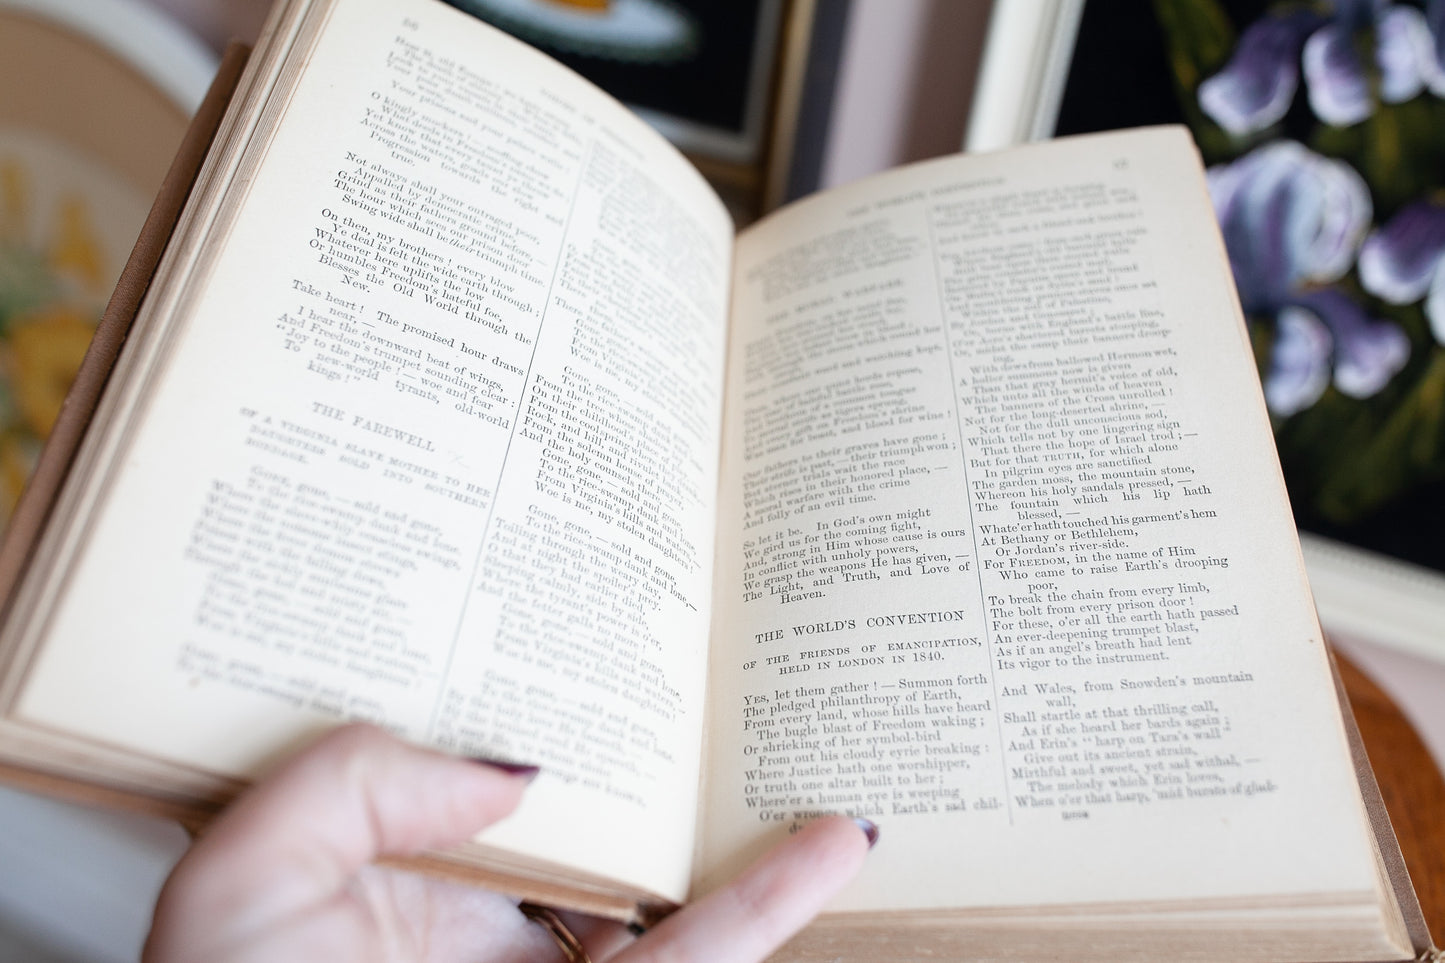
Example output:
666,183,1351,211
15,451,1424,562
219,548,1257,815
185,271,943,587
819,0,991,189
141,0,267,51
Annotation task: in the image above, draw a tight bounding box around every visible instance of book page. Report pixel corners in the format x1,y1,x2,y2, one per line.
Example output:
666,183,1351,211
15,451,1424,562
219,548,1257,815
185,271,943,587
12,0,730,901
696,128,1383,912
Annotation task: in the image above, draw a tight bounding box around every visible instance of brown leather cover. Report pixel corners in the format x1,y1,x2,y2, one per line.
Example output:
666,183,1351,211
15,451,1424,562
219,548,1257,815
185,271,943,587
1332,648,1441,958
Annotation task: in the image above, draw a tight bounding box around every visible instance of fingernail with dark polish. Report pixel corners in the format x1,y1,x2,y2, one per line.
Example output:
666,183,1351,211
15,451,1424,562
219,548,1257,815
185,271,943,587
853,817,879,849
468,757,541,781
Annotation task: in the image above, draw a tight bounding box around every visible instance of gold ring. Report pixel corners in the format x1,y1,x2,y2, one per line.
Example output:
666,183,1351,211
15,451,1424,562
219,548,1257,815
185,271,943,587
519,903,592,963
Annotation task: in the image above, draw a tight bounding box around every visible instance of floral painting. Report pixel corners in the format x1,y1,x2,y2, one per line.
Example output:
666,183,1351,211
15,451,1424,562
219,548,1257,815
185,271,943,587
1147,0,1445,567
0,133,148,525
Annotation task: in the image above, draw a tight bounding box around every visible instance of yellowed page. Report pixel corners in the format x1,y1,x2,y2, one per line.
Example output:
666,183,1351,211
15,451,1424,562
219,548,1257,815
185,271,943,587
12,0,729,902
696,129,1385,915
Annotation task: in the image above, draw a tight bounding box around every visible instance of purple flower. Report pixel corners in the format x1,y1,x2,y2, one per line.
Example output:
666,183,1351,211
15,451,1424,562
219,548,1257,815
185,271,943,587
1200,9,1326,135
1358,199,1445,340
1208,141,1371,306
1291,288,1411,397
1265,307,1333,415
1426,0,1445,92
1200,1,1443,133
1208,142,1410,413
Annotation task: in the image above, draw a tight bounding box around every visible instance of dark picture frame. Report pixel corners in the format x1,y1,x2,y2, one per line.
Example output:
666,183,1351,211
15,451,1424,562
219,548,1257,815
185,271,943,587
440,0,822,218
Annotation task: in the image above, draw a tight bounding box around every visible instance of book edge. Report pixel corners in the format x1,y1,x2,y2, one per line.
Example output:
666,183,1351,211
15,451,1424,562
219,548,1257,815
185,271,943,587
1329,645,1438,957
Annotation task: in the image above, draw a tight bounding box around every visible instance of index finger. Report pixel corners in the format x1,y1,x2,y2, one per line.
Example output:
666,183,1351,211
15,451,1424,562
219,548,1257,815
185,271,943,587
612,815,876,963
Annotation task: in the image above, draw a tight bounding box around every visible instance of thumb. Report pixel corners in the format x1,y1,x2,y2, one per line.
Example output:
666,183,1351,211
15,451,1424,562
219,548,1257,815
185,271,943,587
153,723,535,936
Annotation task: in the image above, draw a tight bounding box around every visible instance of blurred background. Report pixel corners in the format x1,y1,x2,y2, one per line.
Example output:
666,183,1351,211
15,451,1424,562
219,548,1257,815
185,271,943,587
0,0,1441,959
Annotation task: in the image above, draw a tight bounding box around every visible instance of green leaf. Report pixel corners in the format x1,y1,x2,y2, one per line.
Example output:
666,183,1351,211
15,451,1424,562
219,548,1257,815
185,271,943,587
1152,0,1234,89
0,243,60,334
1301,350,1445,521
1151,0,1239,161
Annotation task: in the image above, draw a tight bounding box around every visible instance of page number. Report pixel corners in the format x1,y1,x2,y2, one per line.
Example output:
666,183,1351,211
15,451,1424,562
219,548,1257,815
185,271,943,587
402,17,419,30
1113,158,1129,170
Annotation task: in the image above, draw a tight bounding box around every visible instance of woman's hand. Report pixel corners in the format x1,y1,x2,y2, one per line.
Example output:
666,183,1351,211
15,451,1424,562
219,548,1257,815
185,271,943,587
144,723,875,962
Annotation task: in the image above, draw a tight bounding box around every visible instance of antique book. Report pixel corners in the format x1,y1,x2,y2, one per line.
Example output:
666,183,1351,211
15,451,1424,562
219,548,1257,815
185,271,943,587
0,0,1433,959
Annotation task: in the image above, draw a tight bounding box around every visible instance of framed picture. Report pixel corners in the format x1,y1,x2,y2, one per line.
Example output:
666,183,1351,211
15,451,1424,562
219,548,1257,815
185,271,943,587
966,0,1445,664
440,0,819,219
0,0,211,526
0,7,211,960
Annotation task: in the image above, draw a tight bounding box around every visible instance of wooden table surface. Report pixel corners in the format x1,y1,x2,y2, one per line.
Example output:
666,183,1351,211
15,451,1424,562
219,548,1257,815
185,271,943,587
1338,650,1445,949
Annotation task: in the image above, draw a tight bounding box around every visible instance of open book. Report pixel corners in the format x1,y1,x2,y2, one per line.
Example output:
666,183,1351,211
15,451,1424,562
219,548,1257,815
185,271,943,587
0,0,1432,959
